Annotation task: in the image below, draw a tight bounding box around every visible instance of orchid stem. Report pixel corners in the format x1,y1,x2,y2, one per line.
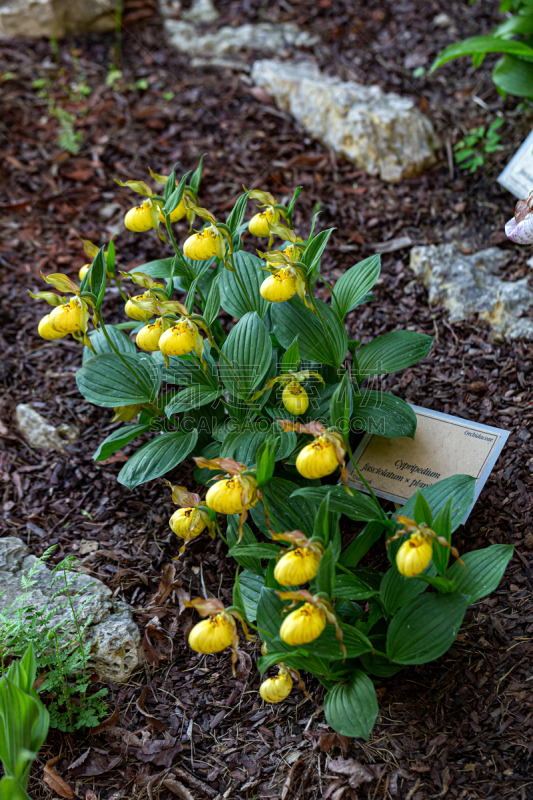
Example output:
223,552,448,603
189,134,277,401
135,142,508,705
346,442,386,519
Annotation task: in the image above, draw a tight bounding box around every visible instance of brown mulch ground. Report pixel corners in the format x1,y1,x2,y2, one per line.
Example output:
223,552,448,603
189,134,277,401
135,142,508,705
1,1,533,798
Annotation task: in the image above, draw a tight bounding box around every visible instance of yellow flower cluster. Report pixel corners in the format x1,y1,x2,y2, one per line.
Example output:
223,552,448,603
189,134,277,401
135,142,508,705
135,317,199,357
396,532,433,577
38,298,85,341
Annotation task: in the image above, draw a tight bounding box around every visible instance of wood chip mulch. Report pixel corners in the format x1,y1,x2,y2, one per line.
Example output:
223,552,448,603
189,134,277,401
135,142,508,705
1,1,532,798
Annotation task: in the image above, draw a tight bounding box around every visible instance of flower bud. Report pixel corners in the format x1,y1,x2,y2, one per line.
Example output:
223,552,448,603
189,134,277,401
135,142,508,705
169,507,207,540
205,476,258,515
159,320,197,356
38,314,67,341
274,548,321,586
260,268,298,303
183,226,222,261
296,436,339,479
79,263,91,281
396,532,433,578
125,203,154,232
159,198,186,224
125,294,149,321
280,602,326,646
49,298,84,333
188,613,234,653
284,243,300,261
259,668,293,703
136,321,163,351
505,193,533,244
282,381,309,415
248,207,278,237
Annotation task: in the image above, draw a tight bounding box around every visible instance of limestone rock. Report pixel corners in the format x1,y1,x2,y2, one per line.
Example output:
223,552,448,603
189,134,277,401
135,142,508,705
409,243,533,339
165,20,319,58
0,537,29,573
15,404,78,453
251,59,439,182
0,0,119,38
0,538,143,684
182,0,218,23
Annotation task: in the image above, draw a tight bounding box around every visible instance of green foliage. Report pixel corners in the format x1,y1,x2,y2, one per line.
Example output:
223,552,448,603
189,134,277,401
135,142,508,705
28,162,511,742
453,119,504,173
0,551,109,733
432,1,533,98
0,644,49,800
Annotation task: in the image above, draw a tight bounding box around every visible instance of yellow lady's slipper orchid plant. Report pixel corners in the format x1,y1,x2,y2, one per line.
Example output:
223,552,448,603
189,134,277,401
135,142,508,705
270,530,324,586
28,160,513,742
387,516,465,578
185,596,253,674
251,370,324,416
165,481,215,556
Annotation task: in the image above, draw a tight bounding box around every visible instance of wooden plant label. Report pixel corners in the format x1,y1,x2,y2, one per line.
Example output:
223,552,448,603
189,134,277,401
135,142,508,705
347,405,509,517
498,129,533,198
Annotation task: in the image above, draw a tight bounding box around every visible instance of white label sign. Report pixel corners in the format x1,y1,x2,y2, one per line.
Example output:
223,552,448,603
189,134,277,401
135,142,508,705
347,405,509,520
498,129,533,198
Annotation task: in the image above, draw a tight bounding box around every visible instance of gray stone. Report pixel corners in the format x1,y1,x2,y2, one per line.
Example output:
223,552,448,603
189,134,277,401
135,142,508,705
0,538,143,683
15,404,78,453
0,0,119,38
409,243,533,339
165,20,319,58
251,59,439,182
0,537,29,573
182,0,218,23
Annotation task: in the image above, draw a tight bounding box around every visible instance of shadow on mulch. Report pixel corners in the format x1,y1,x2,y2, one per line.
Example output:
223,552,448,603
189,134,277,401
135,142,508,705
1,1,532,798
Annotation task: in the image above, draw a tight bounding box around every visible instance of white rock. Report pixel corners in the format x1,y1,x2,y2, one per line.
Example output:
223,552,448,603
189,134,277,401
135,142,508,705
251,59,439,182
159,0,181,17
182,0,218,23
410,243,533,339
0,539,143,684
0,0,119,38
165,20,319,57
433,13,453,27
15,404,78,453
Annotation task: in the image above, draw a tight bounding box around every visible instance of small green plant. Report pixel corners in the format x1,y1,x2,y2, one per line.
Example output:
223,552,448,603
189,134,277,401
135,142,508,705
106,68,122,87
432,0,533,99
32,74,86,155
0,643,49,800
51,107,83,155
0,551,109,732
454,118,504,173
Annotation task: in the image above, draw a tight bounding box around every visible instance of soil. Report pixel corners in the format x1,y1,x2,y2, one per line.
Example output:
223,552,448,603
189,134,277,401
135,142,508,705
1,1,533,798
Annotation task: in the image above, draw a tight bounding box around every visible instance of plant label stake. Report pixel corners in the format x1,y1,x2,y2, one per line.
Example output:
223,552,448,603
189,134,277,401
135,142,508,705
498,129,533,198
346,404,509,521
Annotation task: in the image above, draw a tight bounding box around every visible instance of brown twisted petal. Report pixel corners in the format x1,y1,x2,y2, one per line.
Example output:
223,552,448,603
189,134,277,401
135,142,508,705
276,419,326,436
193,456,247,475
164,481,201,508
184,596,225,617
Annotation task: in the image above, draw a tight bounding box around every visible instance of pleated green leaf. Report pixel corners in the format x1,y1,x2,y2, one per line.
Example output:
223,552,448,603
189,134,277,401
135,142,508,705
117,428,198,488
219,312,272,398
165,385,222,416
77,353,160,407
354,330,433,380
386,592,470,665
400,474,476,534
324,670,378,740
352,390,417,439
83,325,136,363
446,544,513,603
93,422,151,461
238,570,265,621
331,255,380,320
220,252,269,319
271,298,348,368
291,485,381,523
